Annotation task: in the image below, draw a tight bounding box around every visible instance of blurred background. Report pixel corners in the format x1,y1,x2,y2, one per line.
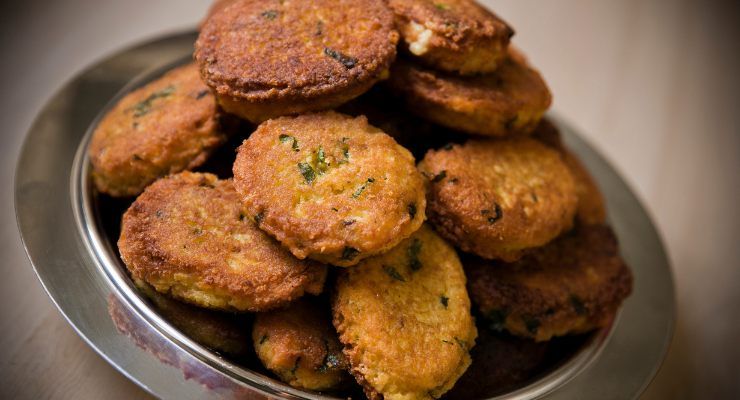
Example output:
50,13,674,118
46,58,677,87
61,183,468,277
0,0,738,398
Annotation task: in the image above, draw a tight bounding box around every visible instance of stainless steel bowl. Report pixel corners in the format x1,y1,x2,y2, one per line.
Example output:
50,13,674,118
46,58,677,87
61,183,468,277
15,31,675,400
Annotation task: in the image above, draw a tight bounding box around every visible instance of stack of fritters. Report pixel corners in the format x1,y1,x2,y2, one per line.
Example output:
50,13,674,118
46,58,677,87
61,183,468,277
92,0,633,398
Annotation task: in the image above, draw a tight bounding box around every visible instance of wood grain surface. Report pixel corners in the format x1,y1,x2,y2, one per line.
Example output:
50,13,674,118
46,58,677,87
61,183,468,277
0,1,738,399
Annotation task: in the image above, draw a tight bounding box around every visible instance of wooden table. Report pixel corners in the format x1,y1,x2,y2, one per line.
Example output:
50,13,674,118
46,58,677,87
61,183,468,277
1,0,738,398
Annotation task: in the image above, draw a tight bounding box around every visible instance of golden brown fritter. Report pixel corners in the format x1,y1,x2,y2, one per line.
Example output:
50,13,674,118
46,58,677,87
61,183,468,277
333,225,477,400
232,112,426,267
466,225,633,341
118,172,327,312
531,119,607,225
388,48,552,137
195,0,399,123
135,280,251,356
389,0,514,75
253,298,349,391
419,138,578,262
89,63,226,197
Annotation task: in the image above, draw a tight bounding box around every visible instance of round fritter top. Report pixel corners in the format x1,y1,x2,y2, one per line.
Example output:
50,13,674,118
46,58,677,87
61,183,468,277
388,0,514,74
419,138,578,261
232,111,426,267
195,0,399,102
118,172,327,312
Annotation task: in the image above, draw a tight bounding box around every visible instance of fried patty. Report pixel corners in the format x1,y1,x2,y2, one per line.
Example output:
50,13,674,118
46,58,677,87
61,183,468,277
333,225,477,400
89,63,226,197
253,298,349,391
195,0,399,123
419,138,578,262
389,0,514,75
388,48,551,137
118,172,327,312
466,225,633,341
233,111,426,267
531,119,607,225
135,280,251,356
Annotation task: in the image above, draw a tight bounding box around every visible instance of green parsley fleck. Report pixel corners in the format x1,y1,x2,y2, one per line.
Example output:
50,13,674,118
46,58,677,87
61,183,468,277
254,212,265,225
408,203,417,219
431,170,447,183
261,10,278,19
407,238,422,271
130,85,176,117
435,3,450,10
482,203,503,224
279,134,300,152
298,162,316,184
352,178,375,198
383,265,406,282
324,47,357,69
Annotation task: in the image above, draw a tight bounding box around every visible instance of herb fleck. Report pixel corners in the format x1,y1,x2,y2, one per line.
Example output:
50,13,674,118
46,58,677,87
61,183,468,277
290,357,301,375
238,212,246,221
155,210,164,218
195,89,210,100
449,177,459,184
324,47,357,69
483,203,503,224
487,309,508,332
442,339,454,345
341,246,360,261
279,134,300,152
524,317,541,335
130,85,175,117
261,10,278,20
342,219,356,226
259,334,268,345
454,337,467,349
440,296,449,308
298,162,316,184
319,352,342,373
254,212,265,225
383,265,406,282
315,20,324,36
352,178,375,198
431,170,447,183
408,203,417,219
315,146,329,174
435,3,450,10
132,154,143,161
570,295,587,315
331,207,339,212
407,238,422,271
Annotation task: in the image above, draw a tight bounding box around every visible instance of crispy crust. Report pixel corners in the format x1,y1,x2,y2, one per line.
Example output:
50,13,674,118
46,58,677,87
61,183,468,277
195,0,399,122
134,280,251,357
466,225,633,341
388,48,551,137
419,138,578,262
232,111,426,267
531,119,607,225
118,172,327,312
389,0,514,75
332,225,477,400
89,63,226,197
253,298,349,391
